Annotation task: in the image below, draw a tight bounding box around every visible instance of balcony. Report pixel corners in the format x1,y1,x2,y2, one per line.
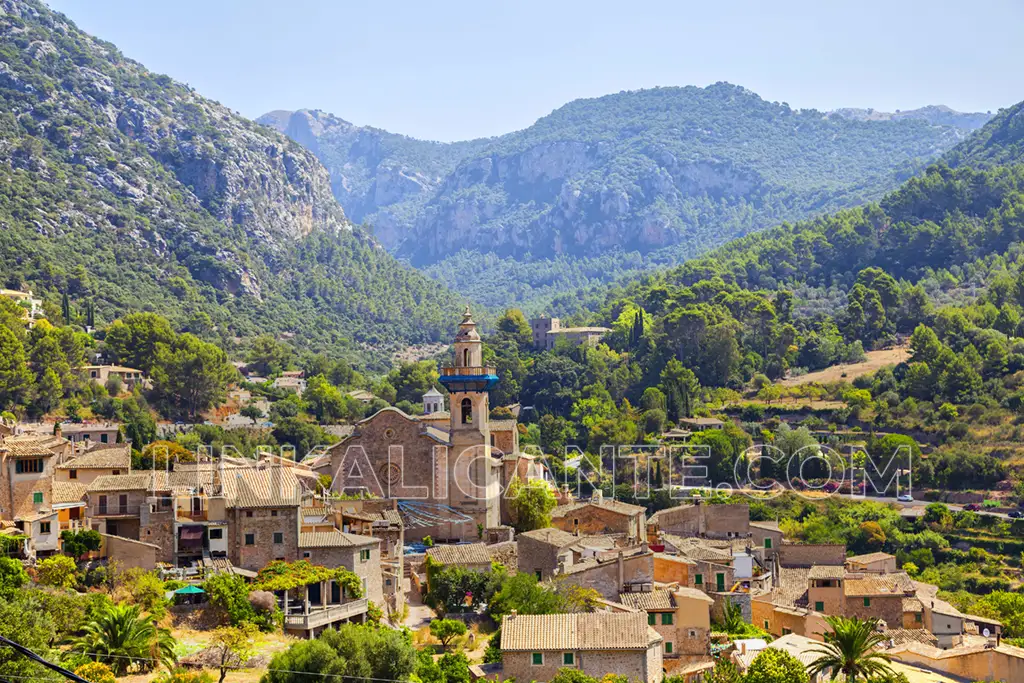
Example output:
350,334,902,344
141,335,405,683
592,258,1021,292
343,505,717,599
177,509,208,522
440,366,497,376
88,504,141,517
439,366,499,392
283,598,369,631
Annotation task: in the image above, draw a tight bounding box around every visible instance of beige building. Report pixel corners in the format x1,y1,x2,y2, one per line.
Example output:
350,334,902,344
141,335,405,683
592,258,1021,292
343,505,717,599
551,491,647,542
80,365,149,391
618,587,714,659
530,316,612,351
0,433,71,520
500,612,663,683
54,443,131,485
648,502,750,541
59,423,122,446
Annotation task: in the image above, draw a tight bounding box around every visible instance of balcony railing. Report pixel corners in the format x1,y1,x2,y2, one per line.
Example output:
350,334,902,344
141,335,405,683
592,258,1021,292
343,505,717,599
88,504,141,517
283,598,369,631
440,366,496,376
177,509,208,521
59,518,86,531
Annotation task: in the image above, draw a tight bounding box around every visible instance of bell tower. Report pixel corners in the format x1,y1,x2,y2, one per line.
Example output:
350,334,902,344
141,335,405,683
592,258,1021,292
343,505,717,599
439,306,500,531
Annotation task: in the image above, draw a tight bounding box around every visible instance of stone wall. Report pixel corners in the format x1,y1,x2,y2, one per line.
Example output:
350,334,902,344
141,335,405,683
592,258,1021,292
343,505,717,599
228,506,299,571
653,554,693,585
562,552,653,600
703,504,749,538
517,534,564,580
711,592,751,622
778,543,846,568
890,645,1024,683
101,533,158,570
552,504,643,540
302,540,384,604
140,502,175,564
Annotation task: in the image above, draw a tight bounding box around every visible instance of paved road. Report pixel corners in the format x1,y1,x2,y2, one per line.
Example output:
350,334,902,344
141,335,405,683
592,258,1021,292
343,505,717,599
842,493,1015,520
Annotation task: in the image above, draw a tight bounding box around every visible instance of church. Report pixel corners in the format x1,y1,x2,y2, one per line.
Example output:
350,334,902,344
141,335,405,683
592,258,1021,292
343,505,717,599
320,308,540,542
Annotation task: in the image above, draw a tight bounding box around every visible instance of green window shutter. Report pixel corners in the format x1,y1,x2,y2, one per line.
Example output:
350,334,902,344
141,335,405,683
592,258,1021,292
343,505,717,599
532,653,543,666
864,597,871,607
814,601,824,612
915,613,922,623
563,653,574,666
716,573,726,591
665,642,673,654
662,613,673,625
648,613,655,626
763,620,770,630
695,574,703,585
764,538,772,549
33,491,43,504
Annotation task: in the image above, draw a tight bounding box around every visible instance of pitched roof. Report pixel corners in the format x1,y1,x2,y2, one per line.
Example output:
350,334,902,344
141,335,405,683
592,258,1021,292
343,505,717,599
426,542,492,566
223,467,302,508
755,567,810,610
552,498,646,518
299,530,377,548
808,565,845,580
735,633,824,671
844,573,916,597
52,480,88,505
518,527,578,547
883,628,938,647
902,597,924,613
1,434,67,457
661,534,734,562
619,589,675,611
56,445,131,470
847,552,896,565
87,473,159,492
500,613,661,651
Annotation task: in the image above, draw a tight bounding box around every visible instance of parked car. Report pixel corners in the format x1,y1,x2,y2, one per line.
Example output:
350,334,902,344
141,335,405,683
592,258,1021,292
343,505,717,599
964,503,982,512
897,494,914,502
1009,510,1022,519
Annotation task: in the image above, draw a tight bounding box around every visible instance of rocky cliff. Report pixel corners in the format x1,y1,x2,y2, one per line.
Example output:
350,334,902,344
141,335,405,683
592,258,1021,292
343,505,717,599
0,0,462,357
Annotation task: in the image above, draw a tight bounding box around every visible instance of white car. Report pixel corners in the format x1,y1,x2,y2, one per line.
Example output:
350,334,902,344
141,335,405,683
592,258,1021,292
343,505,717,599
897,494,914,502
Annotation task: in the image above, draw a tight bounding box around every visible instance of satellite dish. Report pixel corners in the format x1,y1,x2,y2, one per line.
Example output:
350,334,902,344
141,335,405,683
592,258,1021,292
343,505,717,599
983,628,991,638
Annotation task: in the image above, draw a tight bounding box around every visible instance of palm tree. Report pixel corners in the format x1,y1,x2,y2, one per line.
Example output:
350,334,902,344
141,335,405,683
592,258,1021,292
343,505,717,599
68,602,176,674
807,615,896,682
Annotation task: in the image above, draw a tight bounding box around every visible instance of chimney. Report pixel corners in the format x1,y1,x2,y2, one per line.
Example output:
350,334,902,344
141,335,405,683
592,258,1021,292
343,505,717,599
591,490,604,504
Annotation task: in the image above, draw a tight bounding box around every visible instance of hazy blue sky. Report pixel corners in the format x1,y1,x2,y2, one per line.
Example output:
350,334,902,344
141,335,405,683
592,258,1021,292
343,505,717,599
47,0,1024,142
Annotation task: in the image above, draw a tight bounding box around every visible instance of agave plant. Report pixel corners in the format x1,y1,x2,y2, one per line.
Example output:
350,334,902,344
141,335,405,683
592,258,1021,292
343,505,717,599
808,615,896,682
68,602,177,674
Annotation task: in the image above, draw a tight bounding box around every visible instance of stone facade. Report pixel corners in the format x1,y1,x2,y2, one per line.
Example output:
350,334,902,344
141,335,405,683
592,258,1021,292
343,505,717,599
300,539,383,605
561,550,654,600
517,528,577,580
648,503,749,541
227,505,300,571
552,498,646,542
777,543,847,568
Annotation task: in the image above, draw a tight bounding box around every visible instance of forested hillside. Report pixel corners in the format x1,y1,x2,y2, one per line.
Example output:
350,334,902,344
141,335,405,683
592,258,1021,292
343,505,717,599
0,0,462,362
265,86,989,309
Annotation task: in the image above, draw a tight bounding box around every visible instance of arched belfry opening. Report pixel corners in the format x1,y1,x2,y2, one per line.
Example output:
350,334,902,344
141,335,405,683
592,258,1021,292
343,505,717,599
461,397,473,424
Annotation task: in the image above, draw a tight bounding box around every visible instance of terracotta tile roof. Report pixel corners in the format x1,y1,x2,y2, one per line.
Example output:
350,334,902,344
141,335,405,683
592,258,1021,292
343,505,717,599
56,445,131,470
1,434,66,457
902,597,923,613
552,498,646,518
489,419,518,431
299,530,376,548
52,480,88,505
847,552,896,565
501,612,661,651
518,527,578,547
734,633,823,670
426,542,492,566
223,467,302,508
844,573,916,597
808,565,845,580
662,534,733,562
87,473,158,492
883,628,938,647
647,505,695,525
756,567,810,609
749,520,780,531
619,589,675,611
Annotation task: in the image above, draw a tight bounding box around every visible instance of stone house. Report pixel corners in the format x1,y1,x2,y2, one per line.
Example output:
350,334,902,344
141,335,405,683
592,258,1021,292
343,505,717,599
80,365,149,391
749,521,783,558
618,587,714,658
426,542,493,573
846,551,898,574
517,527,579,580
500,612,663,683
0,433,71,520
648,502,749,541
298,530,383,605
559,546,655,600
733,633,831,683
224,467,303,572
551,492,647,542
59,423,121,446
54,443,131,486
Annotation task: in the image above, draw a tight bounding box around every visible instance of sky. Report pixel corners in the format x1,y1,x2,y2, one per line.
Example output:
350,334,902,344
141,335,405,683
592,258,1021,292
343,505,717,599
46,0,1024,143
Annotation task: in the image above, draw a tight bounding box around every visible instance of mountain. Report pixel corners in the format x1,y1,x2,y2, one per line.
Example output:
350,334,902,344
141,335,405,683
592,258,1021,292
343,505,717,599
263,87,989,309
0,0,462,363
943,100,1024,169
829,104,992,130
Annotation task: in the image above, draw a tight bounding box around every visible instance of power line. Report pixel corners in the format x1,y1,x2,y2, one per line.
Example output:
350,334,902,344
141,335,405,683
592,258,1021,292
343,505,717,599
0,636,88,683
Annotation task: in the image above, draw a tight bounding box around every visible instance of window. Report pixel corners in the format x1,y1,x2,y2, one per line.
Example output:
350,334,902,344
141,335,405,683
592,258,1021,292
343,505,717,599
915,613,922,623
69,470,77,479
815,601,824,612
360,549,371,561
716,573,726,592
664,642,673,654
385,578,392,586
563,653,574,666
863,598,871,607
273,532,283,544
16,459,43,474
782,628,792,636
112,470,120,475
100,434,109,444
245,511,253,518
531,653,543,666
303,551,311,559
764,620,770,630
33,491,43,504
661,613,673,625
463,349,470,366
648,613,655,626
535,570,542,581
688,630,697,638
271,510,278,517
209,528,223,540
461,398,473,424
245,533,255,545
694,574,703,586
39,522,51,534
764,538,772,550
